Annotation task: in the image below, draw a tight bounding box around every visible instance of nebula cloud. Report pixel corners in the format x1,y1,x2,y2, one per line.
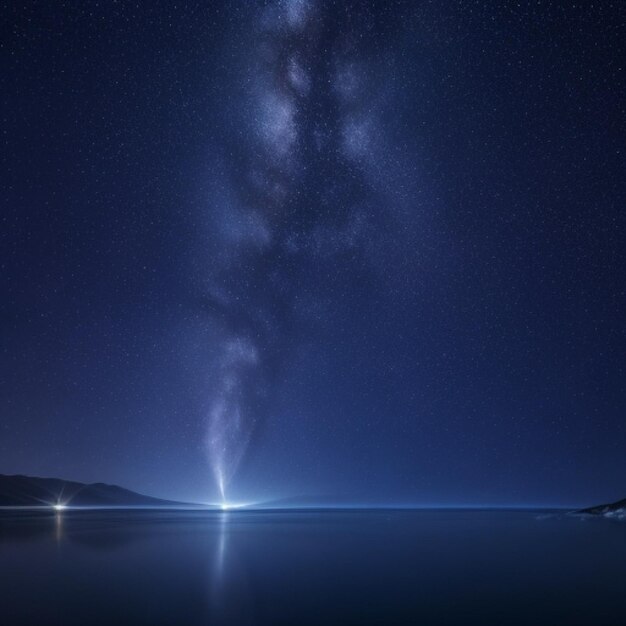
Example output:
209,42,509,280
201,0,412,501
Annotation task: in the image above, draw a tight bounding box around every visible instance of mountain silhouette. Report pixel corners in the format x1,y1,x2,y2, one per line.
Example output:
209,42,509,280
0,474,193,508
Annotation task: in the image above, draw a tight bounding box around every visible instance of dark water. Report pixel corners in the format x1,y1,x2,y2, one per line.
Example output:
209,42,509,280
1,509,625,625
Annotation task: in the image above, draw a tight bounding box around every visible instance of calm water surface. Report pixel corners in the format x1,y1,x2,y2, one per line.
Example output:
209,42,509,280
1,509,624,625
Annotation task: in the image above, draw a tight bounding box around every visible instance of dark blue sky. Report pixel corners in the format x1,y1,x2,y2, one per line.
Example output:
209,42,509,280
2,1,624,506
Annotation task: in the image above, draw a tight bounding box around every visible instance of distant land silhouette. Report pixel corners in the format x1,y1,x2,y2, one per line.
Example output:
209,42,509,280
0,474,196,508
578,497,626,519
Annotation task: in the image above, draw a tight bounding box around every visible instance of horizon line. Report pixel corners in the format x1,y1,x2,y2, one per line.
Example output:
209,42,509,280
0,503,577,512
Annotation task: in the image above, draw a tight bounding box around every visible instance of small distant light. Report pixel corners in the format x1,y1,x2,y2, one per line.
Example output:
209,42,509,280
53,503,66,511
220,503,230,511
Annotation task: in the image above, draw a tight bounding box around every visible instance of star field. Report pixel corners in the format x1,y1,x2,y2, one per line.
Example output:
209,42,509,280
1,1,624,506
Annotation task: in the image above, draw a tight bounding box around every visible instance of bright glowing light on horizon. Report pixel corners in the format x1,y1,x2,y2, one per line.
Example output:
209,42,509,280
218,501,250,511
53,503,66,511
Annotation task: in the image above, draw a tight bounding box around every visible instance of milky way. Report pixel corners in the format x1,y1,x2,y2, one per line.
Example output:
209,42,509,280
202,0,411,500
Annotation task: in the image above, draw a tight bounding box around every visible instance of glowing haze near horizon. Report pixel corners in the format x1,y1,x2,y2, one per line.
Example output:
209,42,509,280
1,1,624,507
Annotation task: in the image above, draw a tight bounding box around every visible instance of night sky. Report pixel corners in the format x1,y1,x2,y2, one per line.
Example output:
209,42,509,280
2,1,624,507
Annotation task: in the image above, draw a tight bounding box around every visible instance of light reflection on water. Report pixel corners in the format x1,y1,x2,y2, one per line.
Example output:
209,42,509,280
1,509,625,626
209,511,256,625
